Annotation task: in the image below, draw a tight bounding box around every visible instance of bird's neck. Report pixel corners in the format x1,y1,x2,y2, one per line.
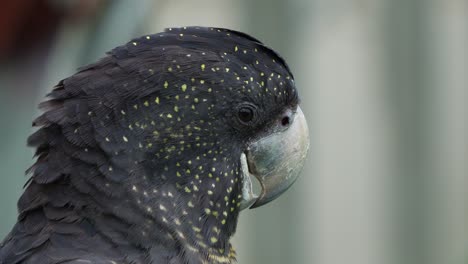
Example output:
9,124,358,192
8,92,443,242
105,143,246,261
80,192,241,263
23,125,245,263
121,177,243,262
79,157,245,263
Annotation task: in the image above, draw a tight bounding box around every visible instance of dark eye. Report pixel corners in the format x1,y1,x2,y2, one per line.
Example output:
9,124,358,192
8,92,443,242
238,107,254,123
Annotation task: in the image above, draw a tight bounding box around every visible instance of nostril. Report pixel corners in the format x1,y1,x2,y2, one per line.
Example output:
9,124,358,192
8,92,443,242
281,116,290,126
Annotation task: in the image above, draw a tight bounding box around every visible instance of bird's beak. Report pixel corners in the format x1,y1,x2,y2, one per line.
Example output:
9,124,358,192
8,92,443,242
240,107,310,210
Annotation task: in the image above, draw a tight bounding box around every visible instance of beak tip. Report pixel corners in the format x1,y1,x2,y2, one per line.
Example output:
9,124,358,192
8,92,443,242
249,199,269,209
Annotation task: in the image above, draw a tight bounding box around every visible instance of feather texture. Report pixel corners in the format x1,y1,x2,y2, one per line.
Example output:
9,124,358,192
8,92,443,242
0,27,298,264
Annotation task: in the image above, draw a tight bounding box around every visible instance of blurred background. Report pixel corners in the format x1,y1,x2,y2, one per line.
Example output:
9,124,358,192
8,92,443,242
0,0,466,264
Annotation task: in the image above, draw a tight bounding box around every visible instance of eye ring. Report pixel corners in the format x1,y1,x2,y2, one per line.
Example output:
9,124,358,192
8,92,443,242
236,103,257,125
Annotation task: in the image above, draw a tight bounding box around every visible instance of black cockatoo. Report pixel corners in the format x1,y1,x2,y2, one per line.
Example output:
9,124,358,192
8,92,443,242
0,27,309,264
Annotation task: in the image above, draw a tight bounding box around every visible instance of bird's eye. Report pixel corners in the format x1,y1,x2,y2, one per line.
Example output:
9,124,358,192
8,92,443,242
238,106,255,123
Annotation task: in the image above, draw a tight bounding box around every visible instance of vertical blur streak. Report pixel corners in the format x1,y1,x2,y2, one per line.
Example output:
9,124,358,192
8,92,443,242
382,1,428,263
383,1,467,264
425,0,467,263
304,1,392,264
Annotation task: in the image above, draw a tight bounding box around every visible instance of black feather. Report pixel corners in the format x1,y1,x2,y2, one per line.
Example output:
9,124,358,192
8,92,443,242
1,26,298,264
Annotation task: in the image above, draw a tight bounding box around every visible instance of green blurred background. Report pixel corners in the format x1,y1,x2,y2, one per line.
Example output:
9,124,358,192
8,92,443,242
0,1,466,263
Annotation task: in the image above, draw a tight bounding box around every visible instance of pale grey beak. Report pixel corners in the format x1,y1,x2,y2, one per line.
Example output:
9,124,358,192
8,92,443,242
240,107,310,209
